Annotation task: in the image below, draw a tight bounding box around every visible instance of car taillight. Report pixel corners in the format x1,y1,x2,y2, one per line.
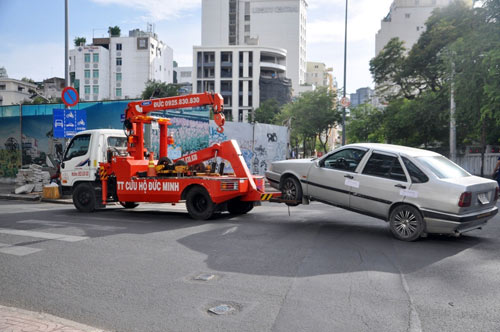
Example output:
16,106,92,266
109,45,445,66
458,192,472,207
495,187,499,201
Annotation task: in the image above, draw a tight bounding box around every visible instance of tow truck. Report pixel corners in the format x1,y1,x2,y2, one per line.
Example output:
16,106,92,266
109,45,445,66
62,92,279,219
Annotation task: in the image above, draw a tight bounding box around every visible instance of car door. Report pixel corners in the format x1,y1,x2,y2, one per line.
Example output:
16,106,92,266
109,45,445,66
60,134,92,186
350,151,409,219
306,147,368,208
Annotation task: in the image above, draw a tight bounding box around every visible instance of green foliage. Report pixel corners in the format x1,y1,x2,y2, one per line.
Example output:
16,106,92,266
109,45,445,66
252,98,281,124
346,104,385,143
141,81,180,99
74,37,86,46
21,77,35,83
278,87,339,154
108,26,121,37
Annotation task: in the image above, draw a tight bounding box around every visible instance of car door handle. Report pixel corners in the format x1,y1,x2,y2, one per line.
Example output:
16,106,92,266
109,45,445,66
61,162,65,169
395,184,406,189
344,174,353,179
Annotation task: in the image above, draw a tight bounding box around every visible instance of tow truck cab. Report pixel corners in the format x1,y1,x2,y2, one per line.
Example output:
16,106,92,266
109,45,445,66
60,129,126,196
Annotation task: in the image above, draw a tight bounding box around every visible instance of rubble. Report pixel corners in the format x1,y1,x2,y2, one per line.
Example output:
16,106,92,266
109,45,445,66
15,164,51,193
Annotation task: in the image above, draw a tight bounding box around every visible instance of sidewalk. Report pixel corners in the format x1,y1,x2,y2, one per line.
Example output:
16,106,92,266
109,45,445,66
0,305,105,332
0,182,72,204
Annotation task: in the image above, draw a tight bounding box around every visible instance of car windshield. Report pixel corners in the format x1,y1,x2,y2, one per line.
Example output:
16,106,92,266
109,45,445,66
416,156,470,179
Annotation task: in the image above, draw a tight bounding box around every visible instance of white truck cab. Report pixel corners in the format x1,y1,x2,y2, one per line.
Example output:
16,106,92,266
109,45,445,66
61,129,126,196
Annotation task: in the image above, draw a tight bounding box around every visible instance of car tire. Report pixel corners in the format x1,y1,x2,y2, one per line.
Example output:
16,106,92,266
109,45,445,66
227,198,254,215
186,186,215,220
120,202,139,209
389,205,425,242
281,176,302,206
73,183,97,212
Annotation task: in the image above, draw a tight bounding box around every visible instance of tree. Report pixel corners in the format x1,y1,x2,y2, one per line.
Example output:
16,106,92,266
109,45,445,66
141,80,180,99
74,37,86,46
21,77,35,83
277,87,339,155
252,98,281,124
108,26,121,37
347,104,385,143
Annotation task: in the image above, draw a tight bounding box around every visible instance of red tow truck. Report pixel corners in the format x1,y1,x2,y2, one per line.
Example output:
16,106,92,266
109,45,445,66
70,92,279,219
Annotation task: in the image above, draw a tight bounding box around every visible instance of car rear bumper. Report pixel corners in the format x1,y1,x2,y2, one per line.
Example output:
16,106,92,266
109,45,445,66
265,171,281,190
422,206,498,234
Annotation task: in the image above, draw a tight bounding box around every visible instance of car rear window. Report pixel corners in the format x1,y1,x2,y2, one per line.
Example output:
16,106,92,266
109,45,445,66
402,157,428,183
416,156,470,179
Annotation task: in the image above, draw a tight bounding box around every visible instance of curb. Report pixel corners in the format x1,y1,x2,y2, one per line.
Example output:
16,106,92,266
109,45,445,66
0,305,107,332
0,193,41,201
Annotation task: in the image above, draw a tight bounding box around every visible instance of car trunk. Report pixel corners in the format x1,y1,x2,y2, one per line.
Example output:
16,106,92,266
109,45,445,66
441,176,497,214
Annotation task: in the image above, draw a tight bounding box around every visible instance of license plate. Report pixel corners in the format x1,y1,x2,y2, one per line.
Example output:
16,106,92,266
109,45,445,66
478,193,489,205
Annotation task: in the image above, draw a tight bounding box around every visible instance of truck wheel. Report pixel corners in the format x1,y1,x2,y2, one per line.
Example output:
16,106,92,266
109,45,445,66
120,202,139,209
389,205,425,242
281,176,302,206
186,187,215,220
227,198,254,215
73,183,96,212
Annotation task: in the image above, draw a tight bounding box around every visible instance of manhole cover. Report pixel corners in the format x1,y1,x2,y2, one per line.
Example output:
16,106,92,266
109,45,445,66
208,304,235,315
194,273,215,281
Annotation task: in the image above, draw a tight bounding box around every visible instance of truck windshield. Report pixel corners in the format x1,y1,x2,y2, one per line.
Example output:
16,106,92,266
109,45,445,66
108,136,127,147
416,156,470,179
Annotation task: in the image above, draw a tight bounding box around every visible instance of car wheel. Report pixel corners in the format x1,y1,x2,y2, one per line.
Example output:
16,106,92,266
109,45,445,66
73,183,96,212
120,202,139,209
281,176,302,206
227,198,254,215
186,186,215,220
389,205,425,242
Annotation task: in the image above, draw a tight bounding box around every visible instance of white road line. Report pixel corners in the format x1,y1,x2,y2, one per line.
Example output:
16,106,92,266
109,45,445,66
222,226,238,235
0,242,42,256
0,228,88,242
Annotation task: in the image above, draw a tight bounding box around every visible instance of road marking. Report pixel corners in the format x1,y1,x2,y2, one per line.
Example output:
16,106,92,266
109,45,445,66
0,228,88,242
222,226,238,235
0,242,43,256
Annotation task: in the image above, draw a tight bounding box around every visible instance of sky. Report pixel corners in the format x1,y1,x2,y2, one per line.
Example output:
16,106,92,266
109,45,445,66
0,0,394,94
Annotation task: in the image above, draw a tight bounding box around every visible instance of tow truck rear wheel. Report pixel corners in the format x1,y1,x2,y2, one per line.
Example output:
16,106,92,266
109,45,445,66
227,198,254,215
186,186,215,220
120,202,139,209
73,183,96,212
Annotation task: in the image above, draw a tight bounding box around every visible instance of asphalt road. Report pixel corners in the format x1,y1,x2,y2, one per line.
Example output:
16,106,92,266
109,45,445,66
0,200,499,332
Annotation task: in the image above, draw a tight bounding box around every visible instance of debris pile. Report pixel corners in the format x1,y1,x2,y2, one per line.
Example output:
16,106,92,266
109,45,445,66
15,164,51,193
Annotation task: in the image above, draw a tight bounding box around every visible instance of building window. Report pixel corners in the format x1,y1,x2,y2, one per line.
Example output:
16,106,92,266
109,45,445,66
116,72,122,81
93,70,99,79
244,24,250,32
116,58,122,66
137,38,148,49
116,43,122,51
84,85,90,94
93,85,99,94
18,86,24,92
84,53,91,62
93,53,99,62
0,84,5,90
405,13,411,18
84,70,90,79
116,88,122,97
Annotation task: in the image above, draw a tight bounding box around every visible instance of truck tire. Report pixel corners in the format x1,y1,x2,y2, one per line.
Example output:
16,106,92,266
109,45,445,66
281,176,302,206
186,186,215,220
120,202,139,209
227,198,254,215
73,183,97,212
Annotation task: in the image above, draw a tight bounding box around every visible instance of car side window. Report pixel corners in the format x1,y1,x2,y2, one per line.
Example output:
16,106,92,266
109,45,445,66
63,134,91,161
362,152,407,182
402,157,429,183
321,148,367,172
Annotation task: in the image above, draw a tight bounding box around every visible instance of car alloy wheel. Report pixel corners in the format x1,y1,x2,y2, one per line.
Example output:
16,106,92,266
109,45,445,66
389,205,424,242
281,177,302,206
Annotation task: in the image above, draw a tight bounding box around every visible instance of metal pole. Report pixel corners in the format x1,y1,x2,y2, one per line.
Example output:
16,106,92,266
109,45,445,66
65,0,69,87
450,61,456,162
342,0,348,146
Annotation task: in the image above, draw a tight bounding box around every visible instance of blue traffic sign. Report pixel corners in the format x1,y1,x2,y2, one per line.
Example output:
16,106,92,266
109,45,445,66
53,109,87,138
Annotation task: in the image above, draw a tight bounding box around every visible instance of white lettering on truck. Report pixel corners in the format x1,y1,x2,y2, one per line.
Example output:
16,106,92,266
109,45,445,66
118,180,180,192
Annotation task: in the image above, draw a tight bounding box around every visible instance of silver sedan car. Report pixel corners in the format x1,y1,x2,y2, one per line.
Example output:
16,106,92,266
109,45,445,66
265,143,498,241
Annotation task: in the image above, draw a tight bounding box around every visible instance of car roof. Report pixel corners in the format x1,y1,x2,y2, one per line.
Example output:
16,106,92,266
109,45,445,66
75,129,125,136
346,143,440,157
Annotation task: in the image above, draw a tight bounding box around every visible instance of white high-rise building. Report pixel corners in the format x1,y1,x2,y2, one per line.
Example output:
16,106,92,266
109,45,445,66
375,0,453,55
201,0,307,94
69,29,173,101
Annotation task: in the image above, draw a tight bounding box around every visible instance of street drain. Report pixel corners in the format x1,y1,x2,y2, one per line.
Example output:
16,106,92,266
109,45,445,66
194,273,215,281
208,304,235,315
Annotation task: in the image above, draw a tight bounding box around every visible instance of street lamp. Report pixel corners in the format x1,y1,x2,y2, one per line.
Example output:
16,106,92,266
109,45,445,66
341,0,348,146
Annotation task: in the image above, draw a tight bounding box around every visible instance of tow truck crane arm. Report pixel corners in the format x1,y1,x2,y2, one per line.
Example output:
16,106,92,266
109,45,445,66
123,92,225,160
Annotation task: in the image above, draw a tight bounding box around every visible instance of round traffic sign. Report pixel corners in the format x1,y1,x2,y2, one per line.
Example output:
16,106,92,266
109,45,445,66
61,86,79,107
340,96,350,108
